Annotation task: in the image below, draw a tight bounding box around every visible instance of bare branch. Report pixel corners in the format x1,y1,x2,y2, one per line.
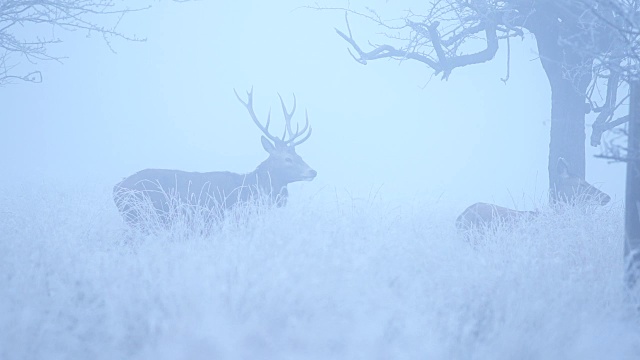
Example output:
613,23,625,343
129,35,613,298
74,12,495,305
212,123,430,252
595,153,640,163
0,0,191,85
501,35,511,83
593,114,630,145
324,3,516,80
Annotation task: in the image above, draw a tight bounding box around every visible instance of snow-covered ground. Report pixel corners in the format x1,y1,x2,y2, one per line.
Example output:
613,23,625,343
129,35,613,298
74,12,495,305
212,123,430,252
1,182,639,359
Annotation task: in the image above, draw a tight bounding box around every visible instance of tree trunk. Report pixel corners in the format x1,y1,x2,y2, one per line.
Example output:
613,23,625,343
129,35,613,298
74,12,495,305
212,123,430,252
531,12,593,202
625,80,640,291
546,63,590,189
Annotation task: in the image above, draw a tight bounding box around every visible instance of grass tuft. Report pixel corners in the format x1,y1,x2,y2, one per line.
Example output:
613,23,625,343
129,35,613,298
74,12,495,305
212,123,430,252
1,182,639,359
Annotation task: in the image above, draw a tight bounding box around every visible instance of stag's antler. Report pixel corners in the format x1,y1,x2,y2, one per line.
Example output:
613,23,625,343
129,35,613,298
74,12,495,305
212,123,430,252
234,87,283,145
235,87,312,148
278,93,312,147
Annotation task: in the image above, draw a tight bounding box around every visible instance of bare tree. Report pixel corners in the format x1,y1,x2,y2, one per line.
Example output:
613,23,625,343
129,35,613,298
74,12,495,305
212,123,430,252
578,0,640,296
591,0,639,166
313,0,633,202
0,0,189,86
622,81,640,299
581,0,639,149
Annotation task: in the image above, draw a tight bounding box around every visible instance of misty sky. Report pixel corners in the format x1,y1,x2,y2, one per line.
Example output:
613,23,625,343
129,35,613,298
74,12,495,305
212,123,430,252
0,0,626,210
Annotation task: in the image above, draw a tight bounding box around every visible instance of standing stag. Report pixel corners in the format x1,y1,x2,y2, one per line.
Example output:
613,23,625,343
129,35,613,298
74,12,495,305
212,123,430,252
113,88,317,229
456,158,610,235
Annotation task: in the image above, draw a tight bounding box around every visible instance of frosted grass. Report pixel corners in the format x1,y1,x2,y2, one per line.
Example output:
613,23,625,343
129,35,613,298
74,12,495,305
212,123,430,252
1,182,639,359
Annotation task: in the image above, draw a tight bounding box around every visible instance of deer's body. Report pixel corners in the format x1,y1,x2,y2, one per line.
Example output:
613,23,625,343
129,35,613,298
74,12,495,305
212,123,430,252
113,167,289,227
456,158,610,236
456,202,537,233
114,88,316,229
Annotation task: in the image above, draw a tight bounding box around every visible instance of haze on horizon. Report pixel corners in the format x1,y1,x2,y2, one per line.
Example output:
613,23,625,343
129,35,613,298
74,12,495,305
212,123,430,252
1,0,623,209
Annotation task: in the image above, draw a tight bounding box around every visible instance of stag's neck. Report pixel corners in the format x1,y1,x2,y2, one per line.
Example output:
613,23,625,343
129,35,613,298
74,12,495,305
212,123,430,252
247,162,288,194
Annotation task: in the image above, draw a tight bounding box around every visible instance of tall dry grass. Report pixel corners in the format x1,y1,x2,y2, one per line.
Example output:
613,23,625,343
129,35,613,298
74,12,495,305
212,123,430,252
0,181,638,359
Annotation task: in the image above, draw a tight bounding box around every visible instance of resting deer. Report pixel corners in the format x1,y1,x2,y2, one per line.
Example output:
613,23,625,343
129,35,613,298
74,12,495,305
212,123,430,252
456,158,610,235
113,88,316,229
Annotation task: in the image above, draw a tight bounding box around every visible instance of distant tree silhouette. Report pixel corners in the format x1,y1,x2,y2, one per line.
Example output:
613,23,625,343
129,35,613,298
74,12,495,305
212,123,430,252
623,81,640,299
578,0,640,298
0,0,190,85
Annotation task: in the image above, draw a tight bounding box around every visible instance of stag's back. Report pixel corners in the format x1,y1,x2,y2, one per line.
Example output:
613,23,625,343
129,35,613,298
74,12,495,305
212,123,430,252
113,169,257,228
455,202,537,234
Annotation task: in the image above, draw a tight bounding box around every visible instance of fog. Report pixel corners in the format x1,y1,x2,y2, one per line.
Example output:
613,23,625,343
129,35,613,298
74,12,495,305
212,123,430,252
2,1,638,359
1,0,624,209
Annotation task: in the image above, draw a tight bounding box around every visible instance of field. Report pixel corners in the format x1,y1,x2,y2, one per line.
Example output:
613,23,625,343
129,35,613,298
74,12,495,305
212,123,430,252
1,182,639,359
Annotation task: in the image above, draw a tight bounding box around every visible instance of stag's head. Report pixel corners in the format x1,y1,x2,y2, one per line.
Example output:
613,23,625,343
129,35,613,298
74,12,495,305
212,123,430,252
554,157,610,205
235,88,317,184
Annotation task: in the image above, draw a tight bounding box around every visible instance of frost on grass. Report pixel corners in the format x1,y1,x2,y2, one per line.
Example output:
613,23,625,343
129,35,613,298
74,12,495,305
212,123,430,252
1,182,640,359
112,183,284,240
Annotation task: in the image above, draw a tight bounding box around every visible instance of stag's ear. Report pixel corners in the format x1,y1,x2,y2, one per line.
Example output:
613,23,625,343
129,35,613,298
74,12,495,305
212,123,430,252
261,136,276,154
557,157,570,179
